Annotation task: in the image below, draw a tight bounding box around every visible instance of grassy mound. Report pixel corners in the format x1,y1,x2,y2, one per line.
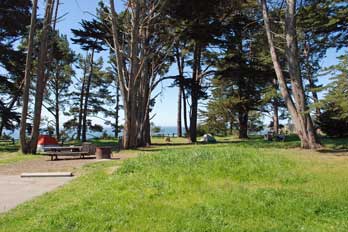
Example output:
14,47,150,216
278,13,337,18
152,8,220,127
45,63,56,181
1,146,348,231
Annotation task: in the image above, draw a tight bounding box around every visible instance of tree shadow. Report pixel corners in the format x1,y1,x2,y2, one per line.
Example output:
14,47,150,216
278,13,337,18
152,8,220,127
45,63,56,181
0,144,19,153
317,149,348,156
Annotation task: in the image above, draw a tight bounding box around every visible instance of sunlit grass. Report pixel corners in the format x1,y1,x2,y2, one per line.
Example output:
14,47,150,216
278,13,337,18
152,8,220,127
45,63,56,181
1,140,348,231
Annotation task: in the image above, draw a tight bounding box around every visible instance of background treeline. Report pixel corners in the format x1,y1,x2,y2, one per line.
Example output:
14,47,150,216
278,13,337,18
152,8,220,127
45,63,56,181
0,0,347,152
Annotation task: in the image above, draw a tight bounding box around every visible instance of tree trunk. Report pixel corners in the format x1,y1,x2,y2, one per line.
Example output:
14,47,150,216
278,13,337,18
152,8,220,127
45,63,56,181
82,48,95,142
0,124,4,138
273,101,279,134
182,87,189,135
54,67,60,141
77,56,88,140
273,78,279,134
28,0,54,154
229,117,234,135
177,84,183,137
189,43,202,143
54,96,60,141
238,110,249,139
175,45,185,137
260,0,320,149
114,82,120,138
189,88,198,143
109,0,160,149
20,0,38,154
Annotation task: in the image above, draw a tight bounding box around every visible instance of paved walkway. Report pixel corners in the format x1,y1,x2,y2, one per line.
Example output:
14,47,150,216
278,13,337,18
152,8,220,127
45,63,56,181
0,156,99,214
0,153,138,214
0,175,73,213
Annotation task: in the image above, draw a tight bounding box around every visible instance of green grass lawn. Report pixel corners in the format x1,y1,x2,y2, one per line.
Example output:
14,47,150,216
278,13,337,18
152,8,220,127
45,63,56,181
1,137,348,231
0,143,39,165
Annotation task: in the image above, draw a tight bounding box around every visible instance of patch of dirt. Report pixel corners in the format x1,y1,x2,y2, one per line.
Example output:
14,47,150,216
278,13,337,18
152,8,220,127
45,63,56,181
0,156,98,175
0,152,142,176
113,153,140,160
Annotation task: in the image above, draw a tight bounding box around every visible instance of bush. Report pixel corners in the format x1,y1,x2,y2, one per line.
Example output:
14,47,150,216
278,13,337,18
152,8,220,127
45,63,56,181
317,107,348,137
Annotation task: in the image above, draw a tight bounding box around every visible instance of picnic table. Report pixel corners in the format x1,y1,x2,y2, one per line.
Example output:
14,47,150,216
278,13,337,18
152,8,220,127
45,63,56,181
42,143,96,160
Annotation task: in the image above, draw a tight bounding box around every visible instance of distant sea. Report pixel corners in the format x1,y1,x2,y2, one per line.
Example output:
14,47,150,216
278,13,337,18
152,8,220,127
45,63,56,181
5,126,268,140
4,126,180,140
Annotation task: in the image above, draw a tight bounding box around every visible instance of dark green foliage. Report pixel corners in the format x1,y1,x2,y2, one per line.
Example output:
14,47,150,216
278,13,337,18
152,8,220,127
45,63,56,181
317,105,348,137
202,2,273,138
0,0,31,136
317,53,348,137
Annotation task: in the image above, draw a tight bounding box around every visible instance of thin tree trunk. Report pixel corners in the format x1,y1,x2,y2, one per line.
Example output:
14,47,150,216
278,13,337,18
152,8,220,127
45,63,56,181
273,78,279,134
0,124,4,138
82,48,95,142
182,86,189,135
189,43,201,143
229,117,234,135
177,80,183,138
54,70,60,141
273,101,279,134
175,45,189,136
28,0,54,154
114,82,120,138
260,0,320,149
77,56,88,140
20,0,38,154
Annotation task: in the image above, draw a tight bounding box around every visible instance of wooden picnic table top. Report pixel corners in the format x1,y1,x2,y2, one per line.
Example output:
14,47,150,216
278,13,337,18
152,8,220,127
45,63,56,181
44,146,82,151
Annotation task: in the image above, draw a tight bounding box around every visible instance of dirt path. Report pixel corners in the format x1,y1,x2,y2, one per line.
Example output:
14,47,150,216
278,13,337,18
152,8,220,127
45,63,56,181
0,156,98,175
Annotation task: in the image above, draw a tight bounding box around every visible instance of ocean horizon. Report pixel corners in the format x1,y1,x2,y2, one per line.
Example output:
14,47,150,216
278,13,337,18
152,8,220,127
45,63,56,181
4,126,181,140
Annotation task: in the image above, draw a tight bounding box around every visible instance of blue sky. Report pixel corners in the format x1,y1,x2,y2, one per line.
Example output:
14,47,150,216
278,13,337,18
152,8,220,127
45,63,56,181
41,0,346,127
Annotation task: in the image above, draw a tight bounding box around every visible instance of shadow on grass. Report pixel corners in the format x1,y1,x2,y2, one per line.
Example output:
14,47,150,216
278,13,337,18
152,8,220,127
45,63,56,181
317,148,348,156
135,135,302,153
0,144,19,153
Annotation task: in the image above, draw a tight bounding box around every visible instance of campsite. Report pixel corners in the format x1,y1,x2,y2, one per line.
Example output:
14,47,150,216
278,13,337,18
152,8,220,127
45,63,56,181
1,0,348,231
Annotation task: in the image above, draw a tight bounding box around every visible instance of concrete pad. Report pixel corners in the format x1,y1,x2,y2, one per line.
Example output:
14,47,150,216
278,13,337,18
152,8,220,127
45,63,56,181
21,172,73,177
0,175,73,213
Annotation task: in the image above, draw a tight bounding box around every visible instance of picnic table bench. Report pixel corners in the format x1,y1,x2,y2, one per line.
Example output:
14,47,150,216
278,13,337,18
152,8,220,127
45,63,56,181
42,143,96,160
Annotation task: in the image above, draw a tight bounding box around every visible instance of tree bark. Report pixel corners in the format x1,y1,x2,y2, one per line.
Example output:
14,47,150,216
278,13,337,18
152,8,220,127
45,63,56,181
20,0,38,154
0,124,4,138
177,86,182,137
76,56,88,140
82,48,95,142
273,78,279,134
109,0,164,149
260,0,320,149
182,86,189,136
54,68,60,141
114,81,120,138
189,43,202,143
238,110,249,139
175,45,189,136
28,0,54,154
273,101,279,134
